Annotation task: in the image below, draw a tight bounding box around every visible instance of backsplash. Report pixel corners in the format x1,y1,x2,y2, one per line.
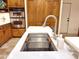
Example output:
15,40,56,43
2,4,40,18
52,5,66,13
0,13,10,25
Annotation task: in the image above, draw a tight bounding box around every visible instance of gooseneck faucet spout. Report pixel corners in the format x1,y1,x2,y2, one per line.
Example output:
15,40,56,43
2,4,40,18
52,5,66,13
42,15,57,33
42,15,57,26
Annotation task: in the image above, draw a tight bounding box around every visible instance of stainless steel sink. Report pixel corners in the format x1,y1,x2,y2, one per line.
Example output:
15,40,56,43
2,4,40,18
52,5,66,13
28,33,48,42
21,33,57,51
28,33,49,50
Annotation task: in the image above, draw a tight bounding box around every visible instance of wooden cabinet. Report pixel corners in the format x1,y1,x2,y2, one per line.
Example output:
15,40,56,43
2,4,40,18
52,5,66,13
27,0,60,33
12,28,25,37
8,0,24,8
0,23,25,46
4,24,12,42
0,23,12,46
0,27,4,46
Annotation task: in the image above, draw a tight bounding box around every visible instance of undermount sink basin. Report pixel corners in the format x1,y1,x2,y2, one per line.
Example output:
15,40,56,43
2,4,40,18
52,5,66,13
21,33,57,51
28,33,49,42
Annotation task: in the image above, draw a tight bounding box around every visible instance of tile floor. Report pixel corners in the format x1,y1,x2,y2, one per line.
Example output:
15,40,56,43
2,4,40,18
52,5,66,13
0,38,20,59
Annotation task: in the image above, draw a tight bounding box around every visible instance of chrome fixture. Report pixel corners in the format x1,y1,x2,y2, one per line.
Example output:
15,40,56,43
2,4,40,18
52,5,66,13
42,15,57,33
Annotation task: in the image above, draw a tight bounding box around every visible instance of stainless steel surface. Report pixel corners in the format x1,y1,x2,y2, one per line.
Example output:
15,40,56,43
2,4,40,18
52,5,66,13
28,42,49,48
29,38,48,42
28,33,48,39
21,33,57,51
28,33,48,42
28,33,49,48
10,9,25,28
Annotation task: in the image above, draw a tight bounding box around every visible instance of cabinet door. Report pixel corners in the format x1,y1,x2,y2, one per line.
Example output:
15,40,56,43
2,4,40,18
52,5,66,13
8,0,17,7
8,0,24,7
18,29,25,36
0,24,12,46
27,0,60,29
12,29,19,37
12,29,25,37
18,0,24,7
8,28,12,39
0,27,4,46
6,24,12,39
3,25,8,42
4,24,12,41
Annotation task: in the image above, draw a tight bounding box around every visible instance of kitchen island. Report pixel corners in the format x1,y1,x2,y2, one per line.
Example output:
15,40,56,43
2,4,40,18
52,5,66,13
7,26,75,59
65,37,79,59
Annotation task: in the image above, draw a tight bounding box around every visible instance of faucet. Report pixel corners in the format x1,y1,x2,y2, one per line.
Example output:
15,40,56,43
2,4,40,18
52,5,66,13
42,15,57,33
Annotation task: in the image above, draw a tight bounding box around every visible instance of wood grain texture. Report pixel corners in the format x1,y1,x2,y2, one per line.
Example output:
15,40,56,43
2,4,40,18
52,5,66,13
0,23,12,46
8,0,24,8
27,0,60,33
12,28,25,37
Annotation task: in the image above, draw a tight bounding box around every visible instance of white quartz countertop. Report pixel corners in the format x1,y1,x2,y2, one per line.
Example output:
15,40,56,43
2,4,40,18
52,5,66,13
65,37,79,52
7,26,75,59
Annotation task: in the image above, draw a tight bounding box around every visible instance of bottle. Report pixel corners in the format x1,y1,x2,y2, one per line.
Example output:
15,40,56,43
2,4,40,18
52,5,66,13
57,34,64,50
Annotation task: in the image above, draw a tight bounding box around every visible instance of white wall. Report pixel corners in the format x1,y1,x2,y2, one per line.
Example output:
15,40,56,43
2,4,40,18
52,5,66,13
60,0,79,35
